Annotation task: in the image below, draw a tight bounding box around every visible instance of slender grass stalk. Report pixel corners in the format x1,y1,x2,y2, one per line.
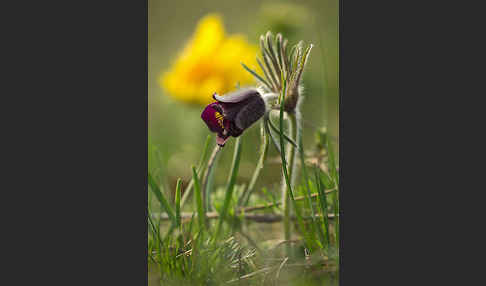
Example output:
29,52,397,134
148,208,165,276
180,135,212,207
326,137,339,258
239,121,269,206
241,62,271,90
334,191,339,254
267,112,298,148
213,137,243,242
319,169,335,190
175,178,182,227
148,172,176,226
264,112,282,154
327,137,339,187
192,166,207,230
147,208,161,251
298,123,326,250
315,167,331,250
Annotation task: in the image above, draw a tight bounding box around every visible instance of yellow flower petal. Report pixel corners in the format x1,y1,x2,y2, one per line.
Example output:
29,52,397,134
160,13,258,106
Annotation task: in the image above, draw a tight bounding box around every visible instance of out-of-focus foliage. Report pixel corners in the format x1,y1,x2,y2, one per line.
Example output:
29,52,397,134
254,2,312,41
160,14,259,106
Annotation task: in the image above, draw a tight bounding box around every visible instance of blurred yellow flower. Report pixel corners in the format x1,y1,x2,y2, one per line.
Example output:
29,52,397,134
160,14,259,106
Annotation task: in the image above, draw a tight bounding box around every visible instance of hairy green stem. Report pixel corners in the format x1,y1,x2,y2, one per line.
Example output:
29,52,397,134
202,145,222,212
281,111,297,252
180,135,212,208
239,121,269,206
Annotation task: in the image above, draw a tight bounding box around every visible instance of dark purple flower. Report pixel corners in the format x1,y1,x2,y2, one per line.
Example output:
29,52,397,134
201,88,266,146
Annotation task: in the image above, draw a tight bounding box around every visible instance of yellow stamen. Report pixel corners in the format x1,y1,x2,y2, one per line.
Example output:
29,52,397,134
214,112,224,128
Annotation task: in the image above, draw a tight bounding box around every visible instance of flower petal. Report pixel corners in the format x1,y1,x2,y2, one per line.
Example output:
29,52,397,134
234,95,266,131
201,103,225,134
213,88,260,103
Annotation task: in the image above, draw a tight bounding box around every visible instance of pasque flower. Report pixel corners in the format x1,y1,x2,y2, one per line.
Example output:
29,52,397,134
160,14,259,106
201,88,265,146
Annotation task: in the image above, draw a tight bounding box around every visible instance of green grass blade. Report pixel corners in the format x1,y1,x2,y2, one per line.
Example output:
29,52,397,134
198,134,212,169
205,163,216,211
192,165,207,230
263,112,282,154
299,133,326,249
326,137,339,253
147,208,161,249
320,169,335,189
214,137,243,242
241,62,271,89
315,167,331,249
334,192,339,252
327,136,339,187
175,178,182,227
332,176,339,256
267,114,298,148
148,172,176,226
187,213,195,236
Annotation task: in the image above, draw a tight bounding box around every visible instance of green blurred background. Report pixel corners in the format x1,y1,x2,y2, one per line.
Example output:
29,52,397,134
149,0,338,200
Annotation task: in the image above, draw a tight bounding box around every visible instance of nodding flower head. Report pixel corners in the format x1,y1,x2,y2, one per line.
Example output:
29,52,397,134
201,88,266,146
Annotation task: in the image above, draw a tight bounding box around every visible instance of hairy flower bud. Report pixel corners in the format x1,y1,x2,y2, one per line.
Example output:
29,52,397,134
241,32,312,112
